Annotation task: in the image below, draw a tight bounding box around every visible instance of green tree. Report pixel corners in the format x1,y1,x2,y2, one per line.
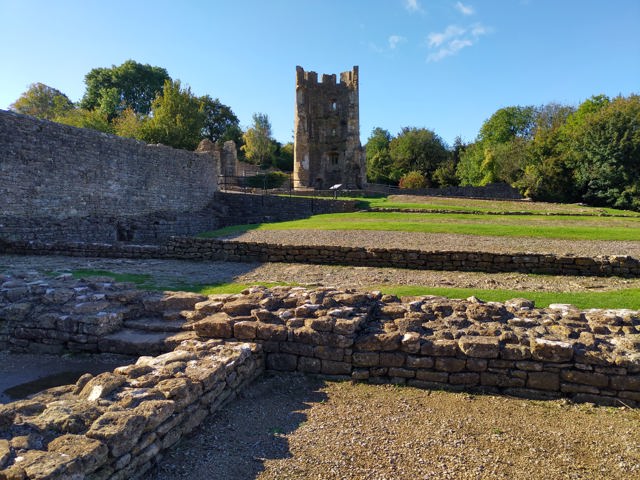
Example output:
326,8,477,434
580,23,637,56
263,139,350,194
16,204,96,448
389,127,450,185
140,80,205,150
200,95,241,143
112,107,144,140
399,171,428,189
365,127,395,184
80,60,170,119
515,103,577,201
241,113,276,167
10,83,74,120
273,142,294,171
54,108,113,134
479,106,537,144
567,94,640,210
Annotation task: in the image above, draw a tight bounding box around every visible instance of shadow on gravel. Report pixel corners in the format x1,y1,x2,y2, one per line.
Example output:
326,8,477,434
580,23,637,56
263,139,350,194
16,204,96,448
142,371,329,480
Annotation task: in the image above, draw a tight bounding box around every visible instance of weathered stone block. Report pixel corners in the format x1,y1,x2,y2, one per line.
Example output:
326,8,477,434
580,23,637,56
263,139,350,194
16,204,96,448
193,313,233,338
415,370,449,382
266,353,298,371
610,375,640,391
353,352,380,367
421,339,458,356
86,412,146,458
388,367,415,378
406,356,434,369
435,357,466,372
449,373,479,385
233,321,257,340
560,370,609,388
298,356,321,373
321,360,351,375
530,338,573,362
254,322,285,341
458,336,500,358
527,371,560,391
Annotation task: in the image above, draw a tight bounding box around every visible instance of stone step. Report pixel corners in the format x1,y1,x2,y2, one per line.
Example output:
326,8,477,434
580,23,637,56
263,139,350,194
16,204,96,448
123,317,189,333
98,329,197,356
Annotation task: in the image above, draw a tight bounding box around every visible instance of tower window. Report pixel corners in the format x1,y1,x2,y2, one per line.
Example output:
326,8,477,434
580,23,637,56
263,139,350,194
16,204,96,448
331,100,337,110
329,152,339,165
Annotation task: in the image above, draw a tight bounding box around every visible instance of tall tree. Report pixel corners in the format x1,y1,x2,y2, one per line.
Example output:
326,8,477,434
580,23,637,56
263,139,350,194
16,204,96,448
10,83,74,120
80,60,170,119
242,113,276,166
365,127,395,184
140,80,205,150
389,127,450,185
567,94,640,210
199,95,240,144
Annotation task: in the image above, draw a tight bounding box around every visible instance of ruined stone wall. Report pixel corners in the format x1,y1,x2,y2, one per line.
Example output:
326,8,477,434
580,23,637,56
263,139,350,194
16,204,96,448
0,110,220,243
2,237,639,277
1,275,639,478
0,341,262,479
293,66,365,190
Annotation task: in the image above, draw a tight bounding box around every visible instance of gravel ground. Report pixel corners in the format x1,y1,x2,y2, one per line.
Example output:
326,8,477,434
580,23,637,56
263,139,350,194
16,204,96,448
2,255,639,293
144,372,640,480
223,229,640,258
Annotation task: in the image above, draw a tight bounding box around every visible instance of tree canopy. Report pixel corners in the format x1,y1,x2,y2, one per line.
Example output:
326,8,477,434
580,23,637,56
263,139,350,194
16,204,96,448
10,83,74,120
242,113,276,167
80,60,170,119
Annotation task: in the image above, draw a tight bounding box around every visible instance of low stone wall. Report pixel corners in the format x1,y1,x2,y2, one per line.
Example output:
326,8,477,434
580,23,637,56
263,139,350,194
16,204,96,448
2,237,639,277
167,238,640,277
0,341,262,479
0,272,201,354
214,191,359,227
1,274,639,478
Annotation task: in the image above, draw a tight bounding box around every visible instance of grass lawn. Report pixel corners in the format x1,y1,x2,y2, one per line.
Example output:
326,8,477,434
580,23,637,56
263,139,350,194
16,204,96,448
67,269,640,310
201,211,640,241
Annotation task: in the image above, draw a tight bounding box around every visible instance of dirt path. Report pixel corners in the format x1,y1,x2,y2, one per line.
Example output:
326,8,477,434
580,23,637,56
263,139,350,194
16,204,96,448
143,372,640,480
2,255,639,293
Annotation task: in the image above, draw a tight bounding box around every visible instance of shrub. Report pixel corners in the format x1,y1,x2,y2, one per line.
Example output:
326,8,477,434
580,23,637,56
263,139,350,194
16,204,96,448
244,171,290,189
398,171,427,189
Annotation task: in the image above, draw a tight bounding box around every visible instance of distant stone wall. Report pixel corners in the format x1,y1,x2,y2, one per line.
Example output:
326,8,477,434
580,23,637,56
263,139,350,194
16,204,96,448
0,110,220,243
367,182,523,200
215,191,359,226
2,237,639,277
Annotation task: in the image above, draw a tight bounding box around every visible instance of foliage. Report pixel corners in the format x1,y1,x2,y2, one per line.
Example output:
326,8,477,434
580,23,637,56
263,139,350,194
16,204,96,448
398,171,427,189
432,159,459,187
242,113,276,166
10,83,75,120
80,59,170,119
365,128,395,183
200,95,240,143
112,108,144,139
389,127,450,185
244,171,290,189
273,142,294,171
138,80,205,150
567,95,640,210
54,108,113,134
478,105,537,144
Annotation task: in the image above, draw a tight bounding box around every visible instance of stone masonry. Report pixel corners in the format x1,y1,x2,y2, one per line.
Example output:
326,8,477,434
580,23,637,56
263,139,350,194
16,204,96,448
293,66,366,190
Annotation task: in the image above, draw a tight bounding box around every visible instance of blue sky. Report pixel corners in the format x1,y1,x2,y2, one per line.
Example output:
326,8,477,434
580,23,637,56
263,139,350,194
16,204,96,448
1,0,638,146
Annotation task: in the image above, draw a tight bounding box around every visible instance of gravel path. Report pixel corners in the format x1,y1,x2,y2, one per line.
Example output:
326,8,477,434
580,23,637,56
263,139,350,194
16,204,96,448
2,255,639,293
224,230,640,258
144,372,640,480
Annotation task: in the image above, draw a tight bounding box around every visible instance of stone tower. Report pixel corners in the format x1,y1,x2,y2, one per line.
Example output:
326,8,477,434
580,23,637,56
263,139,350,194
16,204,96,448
293,65,366,190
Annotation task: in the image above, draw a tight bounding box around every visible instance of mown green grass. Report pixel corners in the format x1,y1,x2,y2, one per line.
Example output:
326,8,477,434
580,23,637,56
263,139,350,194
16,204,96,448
357,196,640,216
66,269,640,309
200,211,640,241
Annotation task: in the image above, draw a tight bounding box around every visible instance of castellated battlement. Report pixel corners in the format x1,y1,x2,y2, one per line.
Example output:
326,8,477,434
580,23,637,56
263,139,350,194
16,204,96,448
293,66,365,190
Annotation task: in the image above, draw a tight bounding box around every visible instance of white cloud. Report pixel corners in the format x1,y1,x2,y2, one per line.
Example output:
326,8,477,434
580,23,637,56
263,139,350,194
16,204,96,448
426,22,490,62
404,0,423,13
388,35,407,49
455,2,475,16
427,25,466,47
